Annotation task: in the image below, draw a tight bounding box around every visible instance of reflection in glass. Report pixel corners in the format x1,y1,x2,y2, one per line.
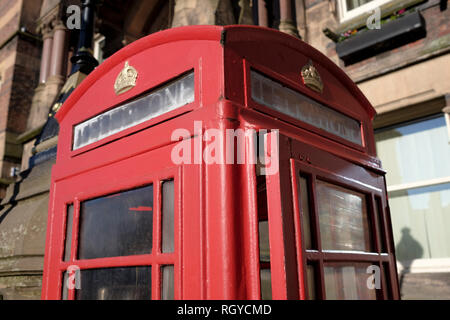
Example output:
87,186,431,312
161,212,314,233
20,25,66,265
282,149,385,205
76,266,151,300
260,268,272,300
62,271,68,300
257,175,272,300
389,183,450,260
306,264,316,300
64,205,74,261
324,263,376,300
375,116,450,186
162,180,174,253
346,0,373,11
78,185,153,259
297,174,312,249
258,220,270,262
317,180,372,252
373,196,386,253
161,265,174,300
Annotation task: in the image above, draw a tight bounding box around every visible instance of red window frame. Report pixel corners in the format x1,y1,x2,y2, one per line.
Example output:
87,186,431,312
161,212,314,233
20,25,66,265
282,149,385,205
262,131,299,299
291,161,397,300
56,165,181,300
262,131,400,300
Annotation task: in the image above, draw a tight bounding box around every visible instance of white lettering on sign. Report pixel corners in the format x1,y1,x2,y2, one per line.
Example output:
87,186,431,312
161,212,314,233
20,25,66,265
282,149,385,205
73,71,195,150
251,70,363,146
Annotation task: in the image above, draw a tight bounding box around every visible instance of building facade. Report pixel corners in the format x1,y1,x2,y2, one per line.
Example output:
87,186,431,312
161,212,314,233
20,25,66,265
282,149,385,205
0,0,449,299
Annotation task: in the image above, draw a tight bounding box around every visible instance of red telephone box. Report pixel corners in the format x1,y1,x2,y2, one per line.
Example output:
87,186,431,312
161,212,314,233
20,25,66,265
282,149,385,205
42,25,400,300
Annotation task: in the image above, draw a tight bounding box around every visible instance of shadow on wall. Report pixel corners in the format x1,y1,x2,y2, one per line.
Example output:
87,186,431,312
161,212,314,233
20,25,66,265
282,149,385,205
396,227,424,292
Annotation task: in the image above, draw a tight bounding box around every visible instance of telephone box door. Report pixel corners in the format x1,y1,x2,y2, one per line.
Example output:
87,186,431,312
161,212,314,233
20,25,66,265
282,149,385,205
263,132,400,300
43,143,186,300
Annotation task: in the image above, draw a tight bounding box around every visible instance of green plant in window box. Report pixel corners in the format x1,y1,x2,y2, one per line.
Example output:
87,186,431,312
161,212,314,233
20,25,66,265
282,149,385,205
325,8,414,43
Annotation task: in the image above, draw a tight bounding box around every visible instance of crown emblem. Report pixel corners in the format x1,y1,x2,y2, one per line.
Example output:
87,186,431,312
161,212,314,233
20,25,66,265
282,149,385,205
301,60,323,94
114,61,138,95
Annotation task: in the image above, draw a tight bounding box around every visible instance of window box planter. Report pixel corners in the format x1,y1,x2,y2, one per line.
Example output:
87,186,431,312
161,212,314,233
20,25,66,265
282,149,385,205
336,11,426,65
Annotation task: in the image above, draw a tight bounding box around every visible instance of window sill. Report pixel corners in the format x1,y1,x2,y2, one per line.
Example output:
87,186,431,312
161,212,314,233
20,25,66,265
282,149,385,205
387,175,450,193
335,0,425,34
335,11,426,65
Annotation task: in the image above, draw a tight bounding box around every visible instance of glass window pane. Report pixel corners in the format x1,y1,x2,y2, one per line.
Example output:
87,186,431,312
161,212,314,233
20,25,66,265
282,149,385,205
317,180,373,252
62,271,68,300
306,264,316,300
389,183,450,260
324,263,377,300
297,174,312,249
161,265,174,300
64,204,74,261
162,180,174,253
76,266,151,300
374,196,386,253
260,268,272,300
258,220,270,262
376,116,450,262
375,116,450,186
346,0,373,11
78,185,153,259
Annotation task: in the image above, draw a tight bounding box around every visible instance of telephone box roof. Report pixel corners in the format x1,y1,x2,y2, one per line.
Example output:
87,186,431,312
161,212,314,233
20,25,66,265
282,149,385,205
55,25,376,124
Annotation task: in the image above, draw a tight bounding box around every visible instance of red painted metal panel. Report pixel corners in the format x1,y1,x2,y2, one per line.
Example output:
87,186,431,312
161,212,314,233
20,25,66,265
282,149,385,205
290,159,307,300
264,132,299,299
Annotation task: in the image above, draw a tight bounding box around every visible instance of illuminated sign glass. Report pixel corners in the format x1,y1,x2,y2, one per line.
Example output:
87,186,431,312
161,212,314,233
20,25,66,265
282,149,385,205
73,71,194,150
251,70,363,146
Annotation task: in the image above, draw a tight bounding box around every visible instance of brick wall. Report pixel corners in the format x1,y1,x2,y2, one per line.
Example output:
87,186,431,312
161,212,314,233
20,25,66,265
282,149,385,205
0,0,42,198
0,0,22,46
7,37,41,134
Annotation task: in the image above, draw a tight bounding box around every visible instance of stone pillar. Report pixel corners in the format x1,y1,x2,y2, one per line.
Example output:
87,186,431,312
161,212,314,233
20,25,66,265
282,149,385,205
237,0,254,25
278,0,300,38
44,20,68,111
48,20,68,82
295,0,307,41
27,23,55,135
26,18,69,145
49,21,68,79
39,26,53,84
258,0,268,27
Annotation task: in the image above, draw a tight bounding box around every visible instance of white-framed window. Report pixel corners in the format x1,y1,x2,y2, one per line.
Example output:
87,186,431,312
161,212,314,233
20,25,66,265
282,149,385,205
375,114,450,261
93,33,106,64
338,0,393,22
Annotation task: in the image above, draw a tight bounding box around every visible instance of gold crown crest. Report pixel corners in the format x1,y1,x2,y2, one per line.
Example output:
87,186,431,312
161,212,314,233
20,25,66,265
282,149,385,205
301,60,323,94
114,61,138,95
